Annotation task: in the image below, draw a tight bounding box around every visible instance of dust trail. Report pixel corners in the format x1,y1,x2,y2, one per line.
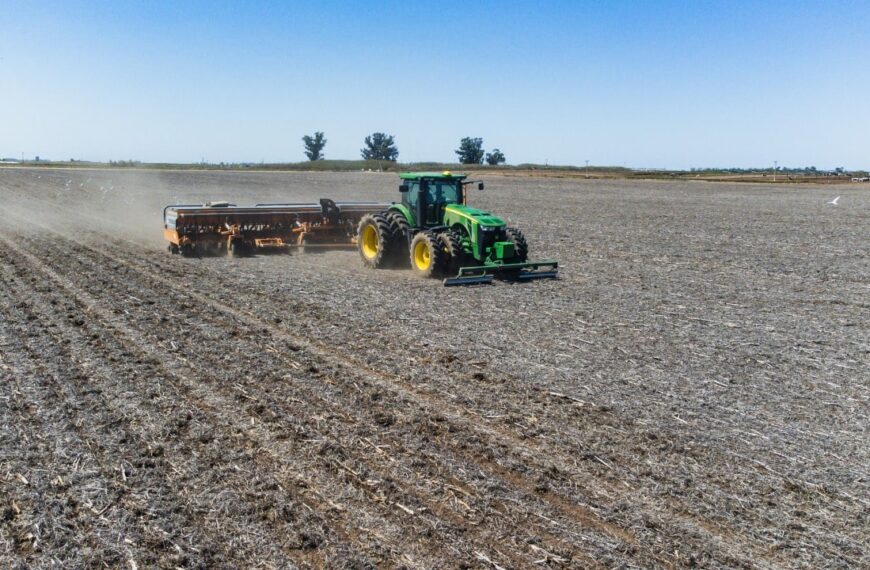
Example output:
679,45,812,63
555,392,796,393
0,168,400,253
0,168,226,250
1,168,155,248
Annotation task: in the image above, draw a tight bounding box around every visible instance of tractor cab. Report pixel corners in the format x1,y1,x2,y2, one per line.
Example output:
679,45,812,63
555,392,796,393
398,172,481,227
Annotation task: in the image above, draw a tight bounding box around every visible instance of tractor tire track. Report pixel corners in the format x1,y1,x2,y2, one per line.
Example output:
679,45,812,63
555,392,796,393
1,230,623,567
0,236,380,568
0,198,790,567
94,213,869,568
3,169,866,568
2,216,619,567
0,319,169,567
0,260,289,568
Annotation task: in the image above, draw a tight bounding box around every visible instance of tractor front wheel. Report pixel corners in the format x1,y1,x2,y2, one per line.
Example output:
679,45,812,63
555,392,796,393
440,230,465,277
357,213,394,268
410,231,447,278
505,227,529,262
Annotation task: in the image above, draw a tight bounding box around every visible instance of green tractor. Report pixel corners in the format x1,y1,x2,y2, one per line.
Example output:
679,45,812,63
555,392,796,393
357,172,558,285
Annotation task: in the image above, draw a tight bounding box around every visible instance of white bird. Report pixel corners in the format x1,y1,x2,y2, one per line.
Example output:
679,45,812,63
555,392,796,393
829,196,840,206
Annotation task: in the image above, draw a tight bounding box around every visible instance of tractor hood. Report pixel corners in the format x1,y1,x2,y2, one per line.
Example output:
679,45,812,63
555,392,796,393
444,204,505,227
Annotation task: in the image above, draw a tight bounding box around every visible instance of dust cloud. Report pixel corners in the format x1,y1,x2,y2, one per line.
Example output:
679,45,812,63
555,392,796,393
1,167,225,249
0,167,399,252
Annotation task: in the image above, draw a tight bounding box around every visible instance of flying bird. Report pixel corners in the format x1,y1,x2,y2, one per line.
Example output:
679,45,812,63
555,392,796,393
829,196,840,206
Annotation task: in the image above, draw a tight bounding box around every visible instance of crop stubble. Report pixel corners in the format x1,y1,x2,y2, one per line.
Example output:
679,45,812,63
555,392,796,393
0,168,867,568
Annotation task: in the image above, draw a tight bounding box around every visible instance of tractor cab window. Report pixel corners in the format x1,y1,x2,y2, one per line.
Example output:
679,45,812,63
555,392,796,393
404,181,420,209
403,178,463,225
403,179,459,208
426,181,460,205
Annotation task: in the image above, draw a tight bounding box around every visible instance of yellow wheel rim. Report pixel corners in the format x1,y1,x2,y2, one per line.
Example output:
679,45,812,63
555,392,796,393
361,225,379,258
413,240,431,270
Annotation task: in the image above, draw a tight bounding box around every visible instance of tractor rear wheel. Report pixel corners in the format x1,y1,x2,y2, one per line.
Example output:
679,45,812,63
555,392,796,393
386,210,410,236
505,227,528,262
358,213,394,268
410,231,447,278
440,230,465,277
386,210,410,264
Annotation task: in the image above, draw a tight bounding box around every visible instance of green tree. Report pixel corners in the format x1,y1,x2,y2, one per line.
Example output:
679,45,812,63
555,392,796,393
455,137,484,164
302,131,327,161
485,148,506,165
361,132,399,161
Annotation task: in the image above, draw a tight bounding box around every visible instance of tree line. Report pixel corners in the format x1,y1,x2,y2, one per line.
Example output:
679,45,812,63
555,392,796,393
301,132,506,165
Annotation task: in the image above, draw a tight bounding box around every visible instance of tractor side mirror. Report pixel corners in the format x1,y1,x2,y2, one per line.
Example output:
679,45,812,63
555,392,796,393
399,184,409,193
478,182,484,190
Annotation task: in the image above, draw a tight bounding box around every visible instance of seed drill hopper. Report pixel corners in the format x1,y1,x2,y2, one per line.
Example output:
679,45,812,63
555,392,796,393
164,199,388,256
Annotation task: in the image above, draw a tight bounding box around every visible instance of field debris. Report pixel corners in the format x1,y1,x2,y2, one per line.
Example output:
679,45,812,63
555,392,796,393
0,167,867,568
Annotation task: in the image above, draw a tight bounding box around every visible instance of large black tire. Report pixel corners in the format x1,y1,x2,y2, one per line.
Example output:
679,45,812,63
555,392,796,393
386,210,410,236
385,210,411,265
440,230,466,277
409,230,447,278
505,227,528,262
357,213,395,268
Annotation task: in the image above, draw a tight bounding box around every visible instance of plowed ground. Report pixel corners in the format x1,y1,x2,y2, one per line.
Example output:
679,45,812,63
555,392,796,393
1,168,867,569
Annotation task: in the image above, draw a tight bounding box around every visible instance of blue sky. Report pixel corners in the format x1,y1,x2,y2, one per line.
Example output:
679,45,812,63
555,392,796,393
1,1,868,168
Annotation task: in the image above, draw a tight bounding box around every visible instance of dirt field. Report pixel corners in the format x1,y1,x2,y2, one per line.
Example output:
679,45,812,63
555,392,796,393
1,167,867,569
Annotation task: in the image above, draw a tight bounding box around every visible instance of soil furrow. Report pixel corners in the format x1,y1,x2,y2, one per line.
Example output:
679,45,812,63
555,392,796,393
1,231,608,568
1,168,865,568
0,264,260,568
68,228,801,567
0,238,366,568
3,219,620,567
2,196,791,567
0,328,166,566
69,204,869,567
